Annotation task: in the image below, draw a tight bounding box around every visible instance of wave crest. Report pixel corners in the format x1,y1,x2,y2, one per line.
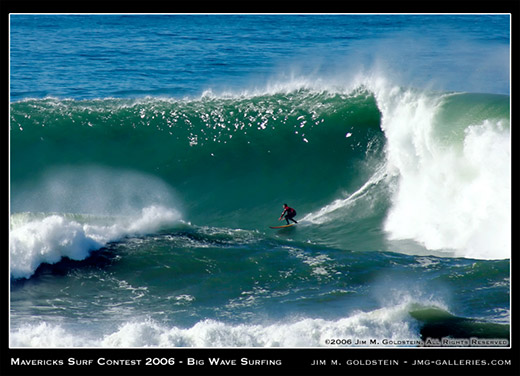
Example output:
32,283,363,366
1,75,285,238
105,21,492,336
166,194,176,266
10,205,181,279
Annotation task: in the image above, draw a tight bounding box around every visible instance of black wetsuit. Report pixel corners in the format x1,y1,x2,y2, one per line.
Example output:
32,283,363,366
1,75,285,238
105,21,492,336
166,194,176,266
283,207,298,224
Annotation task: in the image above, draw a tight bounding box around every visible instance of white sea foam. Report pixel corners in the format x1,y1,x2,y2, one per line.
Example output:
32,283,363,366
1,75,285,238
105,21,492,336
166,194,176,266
372,81,510,260
9,205,181,279
10,166,183,279
10,302,422,348
301,75,510,260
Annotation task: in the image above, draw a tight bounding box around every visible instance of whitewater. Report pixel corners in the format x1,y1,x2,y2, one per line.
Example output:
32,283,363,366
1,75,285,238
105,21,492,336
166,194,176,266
9,14,510,350
304,78,510,260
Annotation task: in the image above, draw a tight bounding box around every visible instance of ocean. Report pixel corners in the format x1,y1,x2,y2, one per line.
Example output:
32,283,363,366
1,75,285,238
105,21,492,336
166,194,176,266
9,14,511,349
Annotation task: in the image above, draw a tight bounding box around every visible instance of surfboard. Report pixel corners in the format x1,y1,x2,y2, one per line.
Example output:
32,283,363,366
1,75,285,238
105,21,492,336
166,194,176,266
269,224,296,229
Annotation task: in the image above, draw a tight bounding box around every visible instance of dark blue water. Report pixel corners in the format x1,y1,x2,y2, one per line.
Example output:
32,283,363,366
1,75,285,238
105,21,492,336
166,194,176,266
10,14,510,101
9,14,510,348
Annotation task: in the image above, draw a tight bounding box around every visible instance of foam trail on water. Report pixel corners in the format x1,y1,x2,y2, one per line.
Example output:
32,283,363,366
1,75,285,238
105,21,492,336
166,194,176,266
302,163,388,225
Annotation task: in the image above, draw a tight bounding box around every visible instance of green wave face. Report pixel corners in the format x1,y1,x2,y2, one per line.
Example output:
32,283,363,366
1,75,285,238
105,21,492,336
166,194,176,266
10,90,383,227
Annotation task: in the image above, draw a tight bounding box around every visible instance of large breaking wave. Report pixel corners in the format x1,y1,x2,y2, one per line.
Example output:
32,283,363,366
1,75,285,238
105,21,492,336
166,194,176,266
10,76,511,279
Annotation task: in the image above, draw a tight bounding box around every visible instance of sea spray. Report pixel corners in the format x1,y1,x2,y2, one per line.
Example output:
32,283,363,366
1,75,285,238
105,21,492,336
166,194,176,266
371,83,510,259
10,206,182,279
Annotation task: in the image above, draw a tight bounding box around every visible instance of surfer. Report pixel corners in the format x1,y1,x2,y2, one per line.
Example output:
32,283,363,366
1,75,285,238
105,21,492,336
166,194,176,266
279,204,298,225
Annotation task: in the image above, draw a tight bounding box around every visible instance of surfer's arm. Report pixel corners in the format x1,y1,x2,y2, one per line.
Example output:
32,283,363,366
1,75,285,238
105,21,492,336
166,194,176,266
278,209,287,220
